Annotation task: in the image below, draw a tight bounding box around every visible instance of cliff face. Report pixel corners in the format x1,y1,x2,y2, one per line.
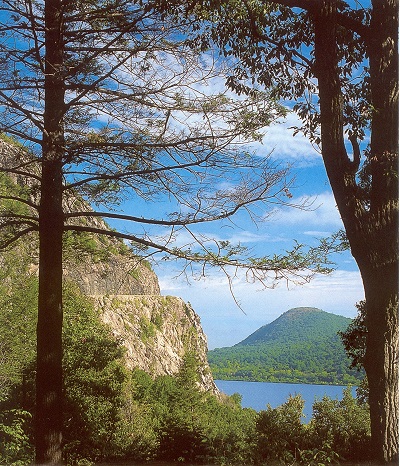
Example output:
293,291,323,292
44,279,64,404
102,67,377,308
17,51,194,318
96,295,217,393
64,256,160,296
0,138,218,394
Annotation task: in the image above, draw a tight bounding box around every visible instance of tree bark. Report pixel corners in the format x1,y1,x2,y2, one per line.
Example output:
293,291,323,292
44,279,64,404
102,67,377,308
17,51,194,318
314,1,399,463
35,0,65,463
364,1,399,462
363,264,399,463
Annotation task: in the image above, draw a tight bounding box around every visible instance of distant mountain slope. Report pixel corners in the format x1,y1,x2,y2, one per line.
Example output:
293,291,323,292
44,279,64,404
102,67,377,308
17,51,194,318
238,307,350,346
208,307,364,385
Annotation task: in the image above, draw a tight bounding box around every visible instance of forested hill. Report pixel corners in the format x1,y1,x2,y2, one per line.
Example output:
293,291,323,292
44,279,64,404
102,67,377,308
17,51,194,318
208,307,364,385
238,307,351,346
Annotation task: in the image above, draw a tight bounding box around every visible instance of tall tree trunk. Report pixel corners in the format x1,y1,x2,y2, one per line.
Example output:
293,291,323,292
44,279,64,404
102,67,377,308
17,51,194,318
314,1,399,463
364,1,399,462
363,265,399,463
35,0,65,462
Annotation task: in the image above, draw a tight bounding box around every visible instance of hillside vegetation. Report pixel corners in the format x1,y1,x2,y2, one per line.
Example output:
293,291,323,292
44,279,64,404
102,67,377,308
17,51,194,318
0,232,371,465
208,307,364,385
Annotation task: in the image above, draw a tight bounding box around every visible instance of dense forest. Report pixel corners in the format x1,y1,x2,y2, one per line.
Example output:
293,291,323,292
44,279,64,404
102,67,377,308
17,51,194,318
208,308,364,385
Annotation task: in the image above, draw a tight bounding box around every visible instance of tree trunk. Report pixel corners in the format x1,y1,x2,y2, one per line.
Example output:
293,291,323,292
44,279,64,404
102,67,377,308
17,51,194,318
35,0,65,463
314,1,399,463
364,1,399,463
363,264,399,463
36,161,64,463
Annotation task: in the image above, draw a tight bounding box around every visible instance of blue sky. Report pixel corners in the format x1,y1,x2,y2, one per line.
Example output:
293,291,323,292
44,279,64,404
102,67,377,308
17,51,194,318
102,112,365,350
152,111,365,349
0,1,367,350
153,2,369,350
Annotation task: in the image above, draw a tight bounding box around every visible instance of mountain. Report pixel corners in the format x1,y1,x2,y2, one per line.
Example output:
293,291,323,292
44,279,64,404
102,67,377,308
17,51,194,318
237,307,351,346
208,307,363,385
0,138,217,394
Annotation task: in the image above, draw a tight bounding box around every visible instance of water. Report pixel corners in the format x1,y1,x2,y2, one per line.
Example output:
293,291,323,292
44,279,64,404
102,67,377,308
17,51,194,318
215,380,356,422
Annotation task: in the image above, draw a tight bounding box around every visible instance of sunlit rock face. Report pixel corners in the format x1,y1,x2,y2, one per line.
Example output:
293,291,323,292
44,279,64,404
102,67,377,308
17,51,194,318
95,294,218,394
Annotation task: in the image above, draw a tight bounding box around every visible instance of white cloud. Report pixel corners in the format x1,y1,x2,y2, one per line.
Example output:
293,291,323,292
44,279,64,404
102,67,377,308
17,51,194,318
268,191,343,230
304,230,333,237
251,111,321,164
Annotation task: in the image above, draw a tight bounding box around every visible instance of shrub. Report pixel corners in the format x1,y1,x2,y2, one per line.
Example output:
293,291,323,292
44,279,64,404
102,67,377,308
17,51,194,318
0,409,33,465
308,387,371,462
62,284,129,464
255,394,307,463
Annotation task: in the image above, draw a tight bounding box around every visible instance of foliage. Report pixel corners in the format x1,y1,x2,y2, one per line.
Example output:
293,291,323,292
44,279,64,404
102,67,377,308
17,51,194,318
0,251,259,464
255,394,306,463
253,388,371,465
208,308,363,385
0,409,33,466
62,284,129,464
122,360,371,466
339,300,367,371
0,4,339,457
0,268,372,465
149,1,399,461
0,270,130,465
0,255,37,404
127,361,258,464
309,387,371,462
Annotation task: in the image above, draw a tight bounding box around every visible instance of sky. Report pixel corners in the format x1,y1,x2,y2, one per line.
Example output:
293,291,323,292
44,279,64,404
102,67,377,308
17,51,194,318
66,3,365,351
0,1,367,351
107,2,368,351
85,13,364,351
152,111,365,349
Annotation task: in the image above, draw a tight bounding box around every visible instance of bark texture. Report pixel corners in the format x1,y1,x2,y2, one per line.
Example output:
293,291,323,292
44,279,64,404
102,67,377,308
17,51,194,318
314,1,398,463
364,1,399,461
35,0,65,462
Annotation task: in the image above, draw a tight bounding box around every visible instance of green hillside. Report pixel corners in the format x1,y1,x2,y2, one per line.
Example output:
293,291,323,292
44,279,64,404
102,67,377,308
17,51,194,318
208,307,364,385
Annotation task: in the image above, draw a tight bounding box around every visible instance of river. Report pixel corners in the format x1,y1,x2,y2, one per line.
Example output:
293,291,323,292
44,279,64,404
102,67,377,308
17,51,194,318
215,380,357,423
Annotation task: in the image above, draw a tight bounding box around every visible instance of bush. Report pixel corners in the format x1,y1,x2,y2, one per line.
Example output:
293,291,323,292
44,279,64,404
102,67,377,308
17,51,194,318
127,362,257,464
0,278,130,465
308,387,371,462
0,409,33,465
62,284,129,464
255,394,307,463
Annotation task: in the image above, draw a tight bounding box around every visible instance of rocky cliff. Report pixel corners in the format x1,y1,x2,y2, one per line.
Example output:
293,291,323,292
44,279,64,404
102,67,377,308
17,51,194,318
0,137,218,393
96,294,216,392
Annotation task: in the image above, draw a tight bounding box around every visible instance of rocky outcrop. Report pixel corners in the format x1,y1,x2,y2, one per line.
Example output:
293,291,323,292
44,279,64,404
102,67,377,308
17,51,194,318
95,294,218,393
64,256,160,296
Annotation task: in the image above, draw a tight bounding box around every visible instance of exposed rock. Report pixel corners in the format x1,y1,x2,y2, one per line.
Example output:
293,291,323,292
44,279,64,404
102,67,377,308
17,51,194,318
64,256,160,296
95,294,218,394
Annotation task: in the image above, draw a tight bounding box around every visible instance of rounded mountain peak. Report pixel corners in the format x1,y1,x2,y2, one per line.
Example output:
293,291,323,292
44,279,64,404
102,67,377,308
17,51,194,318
281,307,324,318
236,307,350,346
